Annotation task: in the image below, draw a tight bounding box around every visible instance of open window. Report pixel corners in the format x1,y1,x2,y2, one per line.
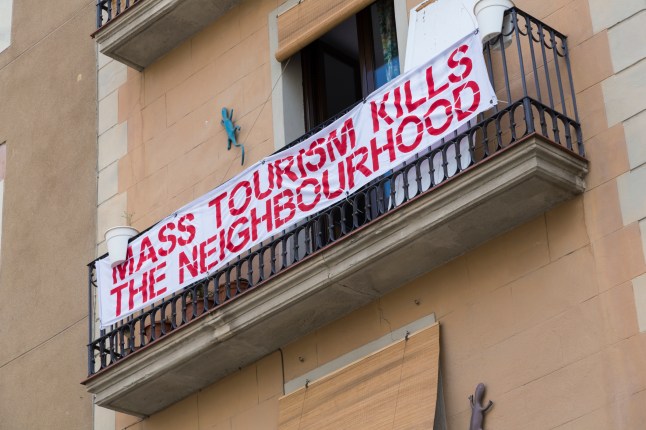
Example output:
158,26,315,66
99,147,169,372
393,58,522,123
300,0,401,130
271,0,407,257
271,0,408,145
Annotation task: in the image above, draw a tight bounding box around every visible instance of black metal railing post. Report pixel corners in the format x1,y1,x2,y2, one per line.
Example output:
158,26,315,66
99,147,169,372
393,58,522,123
510,9,535,135
87,264,94,375
96,0,103,29
96,0,139,29
562,37,584,157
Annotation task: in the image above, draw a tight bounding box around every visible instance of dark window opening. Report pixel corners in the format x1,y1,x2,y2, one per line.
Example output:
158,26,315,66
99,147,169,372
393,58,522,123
299,0,400,244
301,0,401,131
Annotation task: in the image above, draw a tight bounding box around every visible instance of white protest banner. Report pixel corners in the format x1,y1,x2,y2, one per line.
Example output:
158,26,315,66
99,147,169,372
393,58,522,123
96,32,496,327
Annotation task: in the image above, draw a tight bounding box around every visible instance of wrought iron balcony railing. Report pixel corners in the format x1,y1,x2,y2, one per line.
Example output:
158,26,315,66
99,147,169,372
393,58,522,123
96,0,140,29
86,8,584,377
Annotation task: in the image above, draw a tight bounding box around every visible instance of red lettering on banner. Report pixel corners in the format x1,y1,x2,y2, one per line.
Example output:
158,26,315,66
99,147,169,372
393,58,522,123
228,180,253,216
326,118,356,162
346,147,372,189
110,260,168,317
425,98,453,135
227,216,250,253
448,45,473,83
227,217,251,253
199,234,218,273
110,282,129,317
322,161,346,199
209,192,228,229
99,34,495,326
273,189,295,229
274,156,299,189
304,138,327,173
453,81,481,121
148,261,167,298
253,164,274,200
135,236,158,272
296,148,307,177
396,115,425,153
250,199,273,241
371,92,394,133
426,66,449,100
112,247,134,284
179,246,199,284
393,86,404,118
129,276,148,311
218,229,227,262
370,128,396,172
404,80,426,112
296,178,322,211
178,213,196,246
158,222,177,257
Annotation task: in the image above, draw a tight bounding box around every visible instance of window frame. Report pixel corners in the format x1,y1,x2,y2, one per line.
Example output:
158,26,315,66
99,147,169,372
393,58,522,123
301,37,364,131
269,0,409,150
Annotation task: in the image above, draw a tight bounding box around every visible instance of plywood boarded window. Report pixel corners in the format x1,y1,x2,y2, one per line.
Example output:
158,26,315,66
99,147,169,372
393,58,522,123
278,323,440,430
275,0,375,62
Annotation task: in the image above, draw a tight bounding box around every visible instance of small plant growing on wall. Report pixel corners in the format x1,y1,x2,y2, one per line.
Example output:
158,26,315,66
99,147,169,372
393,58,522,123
122,210,134,226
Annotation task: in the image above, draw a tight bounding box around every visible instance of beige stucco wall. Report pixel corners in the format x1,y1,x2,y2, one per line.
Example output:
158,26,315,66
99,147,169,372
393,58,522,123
111,0,279,233
591,1,646,334
285,207,646,428
103,0,646,428
115,352,283,430
0,0,97,428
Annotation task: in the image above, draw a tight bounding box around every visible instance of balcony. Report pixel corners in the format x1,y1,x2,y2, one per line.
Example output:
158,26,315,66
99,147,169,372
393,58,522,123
93,0,243,70
83,9,588,417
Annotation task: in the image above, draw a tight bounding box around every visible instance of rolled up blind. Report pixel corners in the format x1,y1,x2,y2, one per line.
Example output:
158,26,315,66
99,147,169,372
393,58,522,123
275,0,375,62
278,323,440,430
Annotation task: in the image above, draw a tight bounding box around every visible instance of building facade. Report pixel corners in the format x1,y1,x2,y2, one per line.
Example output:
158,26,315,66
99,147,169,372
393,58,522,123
2,0,646,429
0,0,97,428
88,0,646,428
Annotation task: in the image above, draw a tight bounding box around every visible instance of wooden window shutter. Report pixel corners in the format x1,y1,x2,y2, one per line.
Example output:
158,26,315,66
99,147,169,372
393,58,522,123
278,323,441,430
275,0,376,62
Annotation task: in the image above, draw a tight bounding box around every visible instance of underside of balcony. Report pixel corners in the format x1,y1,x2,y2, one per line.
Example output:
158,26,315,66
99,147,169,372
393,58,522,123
94,0,243,70
84,134,587,416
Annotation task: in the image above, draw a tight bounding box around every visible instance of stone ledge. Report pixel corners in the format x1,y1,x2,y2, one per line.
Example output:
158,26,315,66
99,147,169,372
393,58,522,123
95,0,242,70
84,135,588,416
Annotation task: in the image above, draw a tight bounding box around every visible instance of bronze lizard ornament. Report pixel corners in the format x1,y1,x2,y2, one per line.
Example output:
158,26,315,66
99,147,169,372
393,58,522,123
469,383,493,430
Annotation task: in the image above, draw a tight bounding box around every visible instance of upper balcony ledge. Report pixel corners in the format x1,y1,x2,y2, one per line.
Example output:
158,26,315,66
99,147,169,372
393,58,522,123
83,135,588,417
94,0,243,70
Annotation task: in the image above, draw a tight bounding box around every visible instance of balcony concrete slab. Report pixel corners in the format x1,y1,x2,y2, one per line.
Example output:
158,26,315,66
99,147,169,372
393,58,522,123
95,0,242,70
84,135,588,416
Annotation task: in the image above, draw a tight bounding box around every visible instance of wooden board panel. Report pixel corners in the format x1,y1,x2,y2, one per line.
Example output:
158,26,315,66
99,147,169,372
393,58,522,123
278,323,440,430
